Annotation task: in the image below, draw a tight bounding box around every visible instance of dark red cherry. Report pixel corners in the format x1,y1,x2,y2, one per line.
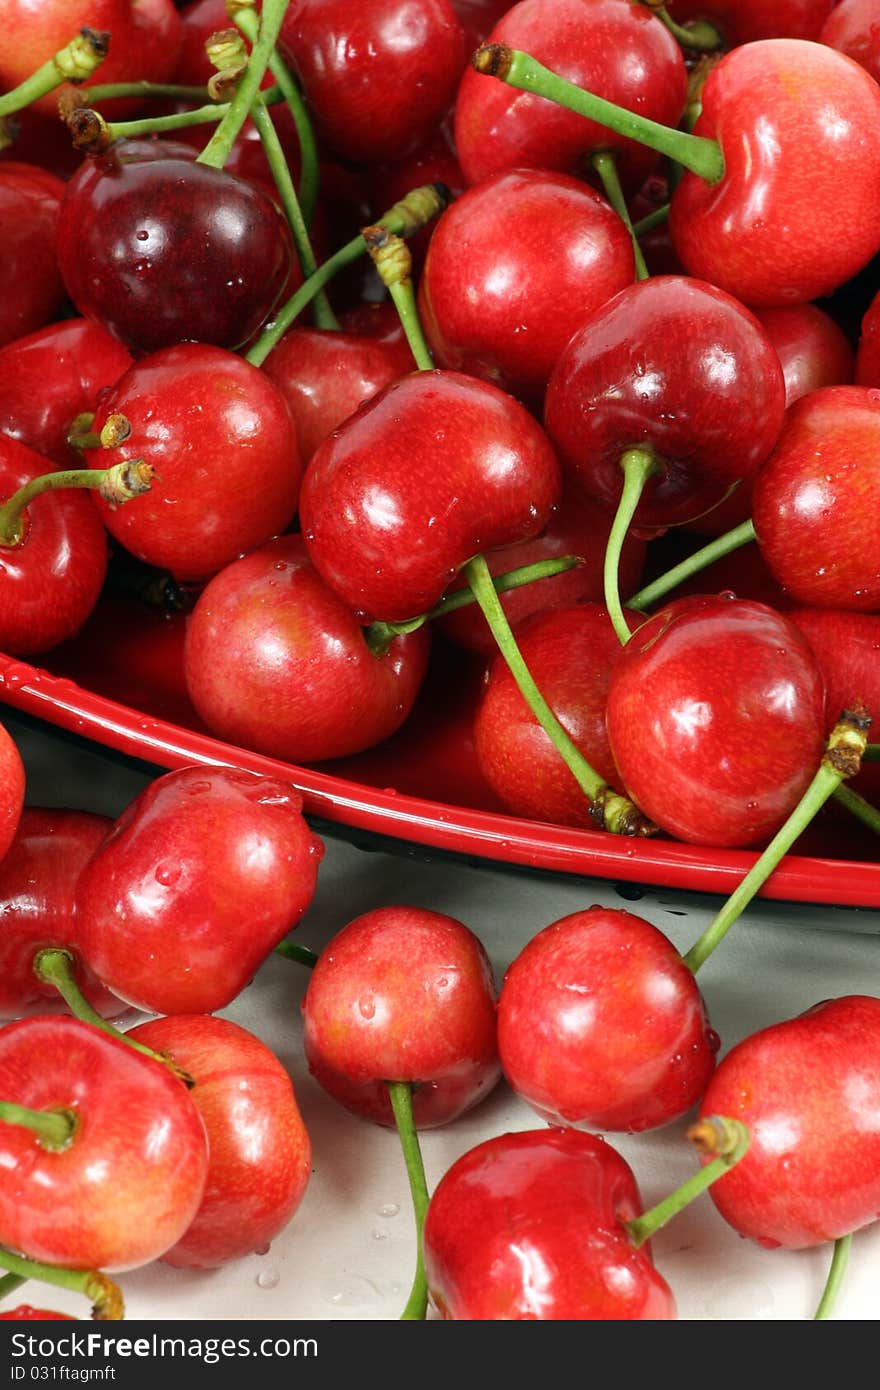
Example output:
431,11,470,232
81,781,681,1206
667,0,834,43
0,163,66,349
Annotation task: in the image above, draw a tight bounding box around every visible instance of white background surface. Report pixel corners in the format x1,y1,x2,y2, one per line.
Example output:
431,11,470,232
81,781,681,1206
4,710,880,1323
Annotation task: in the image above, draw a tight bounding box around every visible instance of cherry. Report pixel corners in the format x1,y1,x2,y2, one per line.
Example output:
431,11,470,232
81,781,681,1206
74,766,324,1015
666,0,834,44
451,0,513,51
183,534,431,763
856,289,880,388
0,721,24,867
418,167,636,404
423,1127,676,1319
0,163,66,350
367,127,465,278
0,808,125,1022
820,0,880,85
85,342,301,582
0,1014,208,1271
752,385,880,611
606,595,826,848
128,1014,312,1269
697,996,880,1248
0,1307,73,1320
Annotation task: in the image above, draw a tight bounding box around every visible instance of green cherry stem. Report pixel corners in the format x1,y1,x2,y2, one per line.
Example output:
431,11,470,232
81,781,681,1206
641,2,723,52
683,706,872,974
363,227,434,369
0,1273,26,1301
625,518,756,612
386,1081,430,1321
832,783,880,837
632,203,670,238
274,938,319,969
0,1249,123,1321
605,447,660,644
232,1,320,227
464,553,655,835
590,151,649,280
626,1116,750,1248
472,43,725,184
77,80,211,104
0,28,109,119
246,182,451,367
0,462,153,548
814,1235,852,1320
197,0,289,170
33,949,194,1087
250,96,339,330
0,1102,74,1151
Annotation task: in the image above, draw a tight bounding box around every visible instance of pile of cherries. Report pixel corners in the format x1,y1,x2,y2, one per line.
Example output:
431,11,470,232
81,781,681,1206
1,0,880,1322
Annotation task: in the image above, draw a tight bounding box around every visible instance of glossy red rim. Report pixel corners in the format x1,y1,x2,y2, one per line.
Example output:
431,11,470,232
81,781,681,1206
0,648,876,909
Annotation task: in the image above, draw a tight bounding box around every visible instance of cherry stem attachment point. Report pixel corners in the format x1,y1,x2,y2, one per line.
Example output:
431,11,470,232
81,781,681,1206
683,705,872,974
625,518,756,612
832,782,880,838
814,1235,852,1320
362,226,433,370
627,1115,750,1248
0,28,109,120
590,151,649,280
605,447,660,644
274,938,319,969
386,1081,429,1321
33,949,194,1088
0,462,153,548
198,0,289,170
0,1248,123,1321
465,552,654,835
471,43,725,185
0,1102,75,1151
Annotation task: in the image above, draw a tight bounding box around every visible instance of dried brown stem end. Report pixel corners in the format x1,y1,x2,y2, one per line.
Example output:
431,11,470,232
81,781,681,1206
687,1115,743,1160
85,1272,124,1321
98,460,155,506
57,28,110,84
472,42,514,80
362,225,413,288
66,105,112,152
825,701,871,780
589,787,657,838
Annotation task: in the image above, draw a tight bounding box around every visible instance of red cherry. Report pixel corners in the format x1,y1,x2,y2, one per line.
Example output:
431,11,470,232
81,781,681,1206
0,1014,208,1271
366,127,465,277
74,766,324,1015
667,0,834,44
498,907,718,1132
0,1307,74,1320
0,163,66,350
183,534,431,762
301,905,500,1128
856,289,880,387
423,1127,676,1319
128,1014,312,1269
820,0,880,85
606,595,826,848
418,167,635,404
0,720,24,866
697,996,880,1248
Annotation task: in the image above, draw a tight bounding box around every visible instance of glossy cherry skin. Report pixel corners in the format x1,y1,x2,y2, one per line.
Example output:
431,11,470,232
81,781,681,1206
299,369,562,622
419,168,635,404
280,0,465,165
698,996,880,1249
0,319,132,465
184,535,431,763
669,40,880,308
423,1127,676,1319
606,596,826,848
57,154,294,355
820,0,880,84
0,1014,208,1271
498,907,718,1133
752,386,880,611
453,0,687,193
544,276,786,530
0,721,24,866
129,1014,312,1269
0,436,109,657
74,767,324,1015
667,0,833,43
474,603,643,826
0,164,66,350
452,0,513,49
86,343,301,582
856,289,880,387
301,906,501,1128
437,487,646,656
0,808,126,1022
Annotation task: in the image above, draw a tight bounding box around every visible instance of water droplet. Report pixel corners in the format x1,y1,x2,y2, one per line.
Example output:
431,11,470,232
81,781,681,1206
359,994,376,1020
371,1229,388,1241
136,229,149,241
376,1202,399,1218
256,1268,280,1289
155,862,180,887
255,1243,271,1256
322,1275,382,1307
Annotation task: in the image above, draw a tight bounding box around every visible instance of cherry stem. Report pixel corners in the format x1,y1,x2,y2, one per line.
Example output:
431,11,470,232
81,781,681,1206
33,949,194,1088
85,97,261,145
625,518,756,612
365,554,582,656
814,1235,852,1320
832,783,880,837
605,447,660,644
632,203,670,237
627,1115,750,1247
274,938,319,968
683,705,872,974
0,28,109,119
0,1273,26,1300
0,1102,75,1151
386,1081,429,1321
78,80,211,104
643,2,723,52
0,1248,123,1321
250,95,339,331
197,0,289,170
246,183,451,367
0,462,153,548
363,227,434,369
590,152,649,280
471,44,725,185
232,2,320,228
465,552,655,835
